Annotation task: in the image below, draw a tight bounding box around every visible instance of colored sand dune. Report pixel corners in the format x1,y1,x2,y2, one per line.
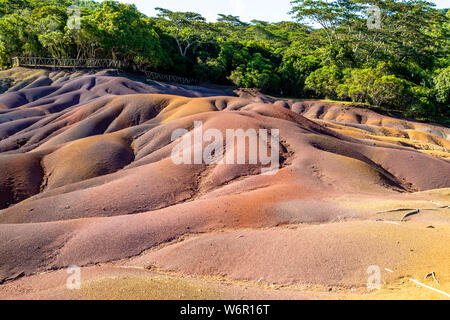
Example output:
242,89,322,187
0,68,449,300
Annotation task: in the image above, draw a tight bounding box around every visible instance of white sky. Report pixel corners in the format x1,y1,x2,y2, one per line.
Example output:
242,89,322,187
103,0,448,23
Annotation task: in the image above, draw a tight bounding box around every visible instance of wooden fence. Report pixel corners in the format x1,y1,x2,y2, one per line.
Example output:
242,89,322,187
12,57,122,69
144,70,195,85
11,57,196,85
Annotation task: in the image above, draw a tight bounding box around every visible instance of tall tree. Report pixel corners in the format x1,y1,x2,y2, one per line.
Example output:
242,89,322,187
217,14,247,26
155,7,208,57
91,1,163,67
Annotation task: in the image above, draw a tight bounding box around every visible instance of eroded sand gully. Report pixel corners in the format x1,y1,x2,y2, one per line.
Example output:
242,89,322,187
0,69,449,299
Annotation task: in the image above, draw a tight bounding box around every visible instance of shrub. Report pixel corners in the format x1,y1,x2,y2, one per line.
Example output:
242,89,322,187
304,65,342,99
230,53,280,92
406,85,436,118
278,54,321,97
337,68,375,103
336,65,413,111
370,75,409,110
434,66,450,105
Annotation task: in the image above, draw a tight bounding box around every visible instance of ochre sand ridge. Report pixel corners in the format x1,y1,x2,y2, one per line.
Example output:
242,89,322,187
0,68,449,299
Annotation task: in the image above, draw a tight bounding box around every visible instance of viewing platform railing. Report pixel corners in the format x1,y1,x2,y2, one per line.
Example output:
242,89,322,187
144,70,195,85
12,57,122,69
11,57,197,85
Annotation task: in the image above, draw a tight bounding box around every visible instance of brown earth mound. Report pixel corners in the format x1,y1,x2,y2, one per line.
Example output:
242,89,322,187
0,68,449,299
